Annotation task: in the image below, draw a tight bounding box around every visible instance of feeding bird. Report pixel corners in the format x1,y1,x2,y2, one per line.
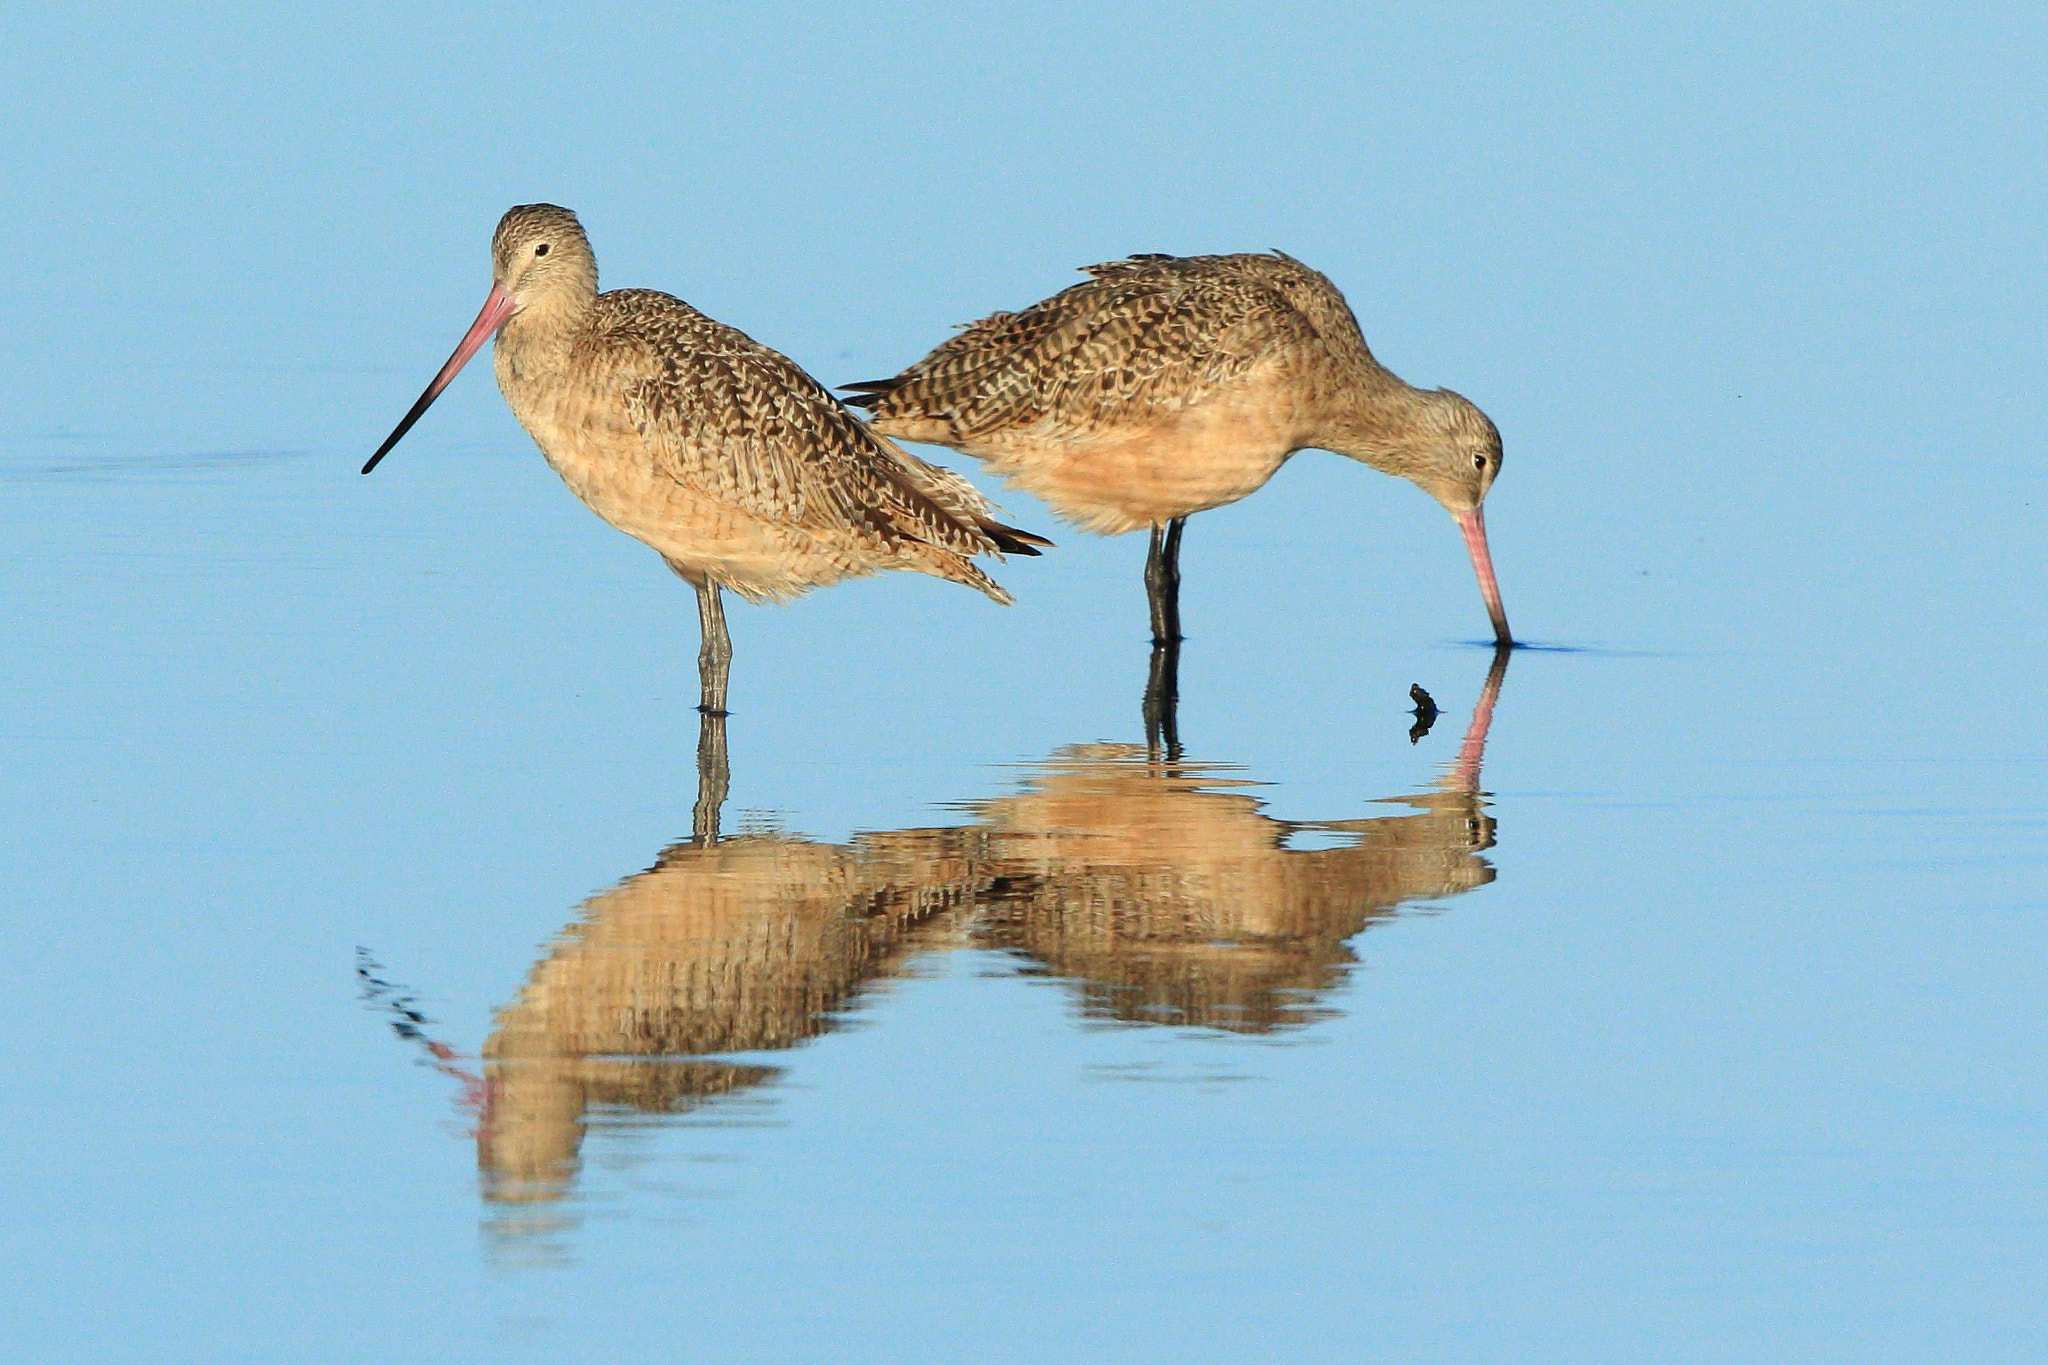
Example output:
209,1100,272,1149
365,204,1048,712
843,251,1509,646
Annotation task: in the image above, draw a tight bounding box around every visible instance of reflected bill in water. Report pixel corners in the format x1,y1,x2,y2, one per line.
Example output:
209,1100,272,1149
983,646,1507,1032
376,649,1511,1208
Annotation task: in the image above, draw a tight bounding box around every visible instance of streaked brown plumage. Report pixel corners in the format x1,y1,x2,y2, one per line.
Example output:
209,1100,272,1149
479,819,981,1201
846,251,1509,645
468,651,1509,1203
972,647,1508,1030
366,204,1048,711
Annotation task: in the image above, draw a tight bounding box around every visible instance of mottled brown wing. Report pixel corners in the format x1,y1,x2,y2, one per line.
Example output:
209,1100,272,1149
613,300,1008,558
1238,252,1372,357
847,254,1333,440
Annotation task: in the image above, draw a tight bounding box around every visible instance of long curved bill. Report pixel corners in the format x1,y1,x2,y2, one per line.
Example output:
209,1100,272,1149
1454,506,1513,646
362,283,516,474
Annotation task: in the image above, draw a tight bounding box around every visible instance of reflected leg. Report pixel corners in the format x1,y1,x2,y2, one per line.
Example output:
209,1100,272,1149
1144,516,1187,645
692,707,729,846
1143,637,1182,760
696,580,732,717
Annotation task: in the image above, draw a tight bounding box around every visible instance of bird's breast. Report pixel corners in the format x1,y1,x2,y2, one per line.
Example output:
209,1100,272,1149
973,388,1309,534
492,344,692,543
487,343,868,601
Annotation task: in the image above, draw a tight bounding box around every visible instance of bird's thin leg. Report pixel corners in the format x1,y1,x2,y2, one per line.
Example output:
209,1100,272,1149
1145,525,1166,641
691,708,729,847
1161,516,1185,642
695,580,733,717
1145,517,1187,645
1143,636,1183,761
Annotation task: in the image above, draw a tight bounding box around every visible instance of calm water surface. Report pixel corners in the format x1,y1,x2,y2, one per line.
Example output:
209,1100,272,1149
4,428,2041,1362
4,6,2046,1361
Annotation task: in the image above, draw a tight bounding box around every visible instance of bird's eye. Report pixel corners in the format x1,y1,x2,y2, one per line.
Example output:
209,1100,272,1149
534,243,551,257
1473,454,1488,470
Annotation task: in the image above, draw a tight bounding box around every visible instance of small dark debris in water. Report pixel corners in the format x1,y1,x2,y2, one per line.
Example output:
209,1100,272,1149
1408,684,1439,744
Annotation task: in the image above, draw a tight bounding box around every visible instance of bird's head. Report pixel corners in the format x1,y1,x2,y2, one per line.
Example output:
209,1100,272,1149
1404,388,1502,515
491,203,598,314
1338,386,1511,645
361,203,597,476
1412,390,1509,645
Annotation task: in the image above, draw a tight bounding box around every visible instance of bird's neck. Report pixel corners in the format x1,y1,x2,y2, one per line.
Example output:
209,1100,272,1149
497,289,595,374
1311,359,1443,481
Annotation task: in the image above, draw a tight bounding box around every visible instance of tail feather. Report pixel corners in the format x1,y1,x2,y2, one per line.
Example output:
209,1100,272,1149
984,520,1052,556
911,548,1014,606
846,380,1053,567
840,378,898,412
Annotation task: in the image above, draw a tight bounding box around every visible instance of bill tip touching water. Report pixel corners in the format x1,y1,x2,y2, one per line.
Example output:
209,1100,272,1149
361,203,1515,700
845,250,1512,646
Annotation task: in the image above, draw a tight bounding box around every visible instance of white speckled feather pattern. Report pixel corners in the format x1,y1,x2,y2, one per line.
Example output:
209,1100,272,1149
482,206,1046,604
845,251,1501,535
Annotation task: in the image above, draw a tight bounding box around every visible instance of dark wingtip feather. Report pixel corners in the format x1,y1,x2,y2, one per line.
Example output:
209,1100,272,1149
839,378,899,412
986,521,1054,556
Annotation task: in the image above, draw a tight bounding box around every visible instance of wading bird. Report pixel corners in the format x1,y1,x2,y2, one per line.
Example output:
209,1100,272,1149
844,252,1509,646
365,204,1048,712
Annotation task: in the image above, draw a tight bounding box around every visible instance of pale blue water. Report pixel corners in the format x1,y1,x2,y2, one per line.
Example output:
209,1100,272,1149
4,5,2045,1362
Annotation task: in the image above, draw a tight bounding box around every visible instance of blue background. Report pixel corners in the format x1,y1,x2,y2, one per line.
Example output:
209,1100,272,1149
2,3,2043,1360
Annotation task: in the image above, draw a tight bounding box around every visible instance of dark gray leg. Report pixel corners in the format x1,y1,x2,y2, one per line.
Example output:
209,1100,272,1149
1144,516,1186,645
691,708,729,846
1143,637,1182,760
696,580,732,716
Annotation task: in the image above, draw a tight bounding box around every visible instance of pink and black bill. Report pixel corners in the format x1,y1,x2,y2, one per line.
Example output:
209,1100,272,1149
1454,506,1512,647
362,283,516,474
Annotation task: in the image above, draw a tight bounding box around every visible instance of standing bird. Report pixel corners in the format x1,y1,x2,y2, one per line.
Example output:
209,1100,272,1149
364,204,1048,713
843,252,1510,646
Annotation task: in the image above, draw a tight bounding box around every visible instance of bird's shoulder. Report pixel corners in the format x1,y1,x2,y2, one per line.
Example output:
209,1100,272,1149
1075,251,1361,344
855,252,1355,433
592,289,845,428
590,288,773,368
592,292,997,547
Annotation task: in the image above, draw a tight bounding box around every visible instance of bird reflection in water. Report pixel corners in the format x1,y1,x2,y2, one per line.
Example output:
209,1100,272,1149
477,750,983,1204
984,646,1508,1031
452,647,1509,1207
